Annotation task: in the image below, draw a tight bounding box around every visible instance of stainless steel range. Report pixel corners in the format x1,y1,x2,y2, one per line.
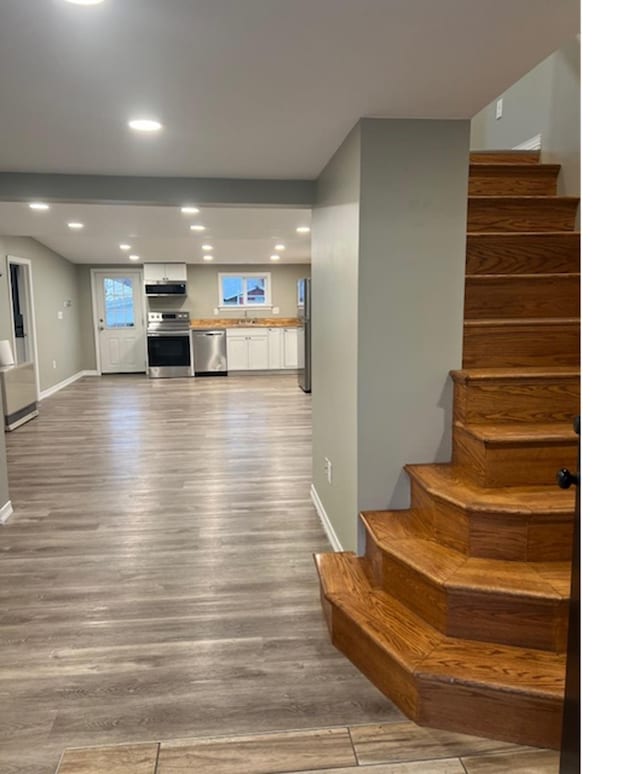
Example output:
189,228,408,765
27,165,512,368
146,311,193,378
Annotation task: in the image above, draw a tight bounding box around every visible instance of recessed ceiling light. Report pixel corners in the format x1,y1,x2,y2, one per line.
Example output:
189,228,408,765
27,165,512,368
202,244,213,251
64,0,105,5
270,254,280,261
129,255,140,262
296,226,311,234
203,255,214,262
190,224,205,232
274,243,286,251
181,206,200,215
119,243,132,251
128,118,163,133
29,202,49,211
67,222,84,229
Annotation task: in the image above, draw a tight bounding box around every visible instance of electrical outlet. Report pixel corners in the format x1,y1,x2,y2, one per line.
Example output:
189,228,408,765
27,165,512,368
52,360,57,369
273,306,280,315
496,98,503,120
57,310,63,320
324,457,333,484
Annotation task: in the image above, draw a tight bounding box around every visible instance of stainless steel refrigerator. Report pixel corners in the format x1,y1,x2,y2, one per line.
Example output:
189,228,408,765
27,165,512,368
297,278,311,393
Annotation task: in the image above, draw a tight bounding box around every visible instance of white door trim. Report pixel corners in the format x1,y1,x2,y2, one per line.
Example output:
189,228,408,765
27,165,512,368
6,255,41,399
90,268,145,375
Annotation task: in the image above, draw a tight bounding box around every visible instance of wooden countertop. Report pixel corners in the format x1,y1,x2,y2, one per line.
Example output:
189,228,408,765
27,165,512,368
191,318,299,329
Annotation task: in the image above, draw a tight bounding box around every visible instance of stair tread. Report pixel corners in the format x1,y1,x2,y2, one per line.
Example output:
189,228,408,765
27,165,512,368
405,463,575,517
464,317,579,327
451,366,580,383
466,273,580,281
468,196,580,202
316,552,565,697
467,231,580,237
362,511,569,599
458,421,577,443
469,163,561,173
470,150,541,164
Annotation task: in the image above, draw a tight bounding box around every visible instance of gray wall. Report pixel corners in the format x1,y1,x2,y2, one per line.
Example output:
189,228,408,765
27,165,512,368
312,124,362,551
470,37,580,196
312,119,469,552
0,237,86,392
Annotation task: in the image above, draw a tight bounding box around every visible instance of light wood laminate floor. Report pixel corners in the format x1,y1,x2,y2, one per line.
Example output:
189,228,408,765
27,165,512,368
1,375,557,774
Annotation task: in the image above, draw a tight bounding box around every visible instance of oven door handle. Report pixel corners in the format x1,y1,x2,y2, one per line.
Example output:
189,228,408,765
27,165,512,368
146,331,191,337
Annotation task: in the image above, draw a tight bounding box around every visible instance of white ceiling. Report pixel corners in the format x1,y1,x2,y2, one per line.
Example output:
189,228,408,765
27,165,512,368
0,202,311,264
0,0,579,265
0,0,579,179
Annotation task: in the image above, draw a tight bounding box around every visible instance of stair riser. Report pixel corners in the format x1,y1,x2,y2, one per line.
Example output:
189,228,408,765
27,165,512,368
453,426,578,487
453,377,580,425
467,199,578,232
410,477,574,561
466,233,580,275
331,604,420,721
464,275,580,320
469,170,558,196
463,323,580,368
367,531,567,651
417,678,563,749
470,151,541,164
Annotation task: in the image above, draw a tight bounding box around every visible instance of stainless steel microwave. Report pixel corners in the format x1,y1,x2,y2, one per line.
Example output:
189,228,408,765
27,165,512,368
144,282,187,297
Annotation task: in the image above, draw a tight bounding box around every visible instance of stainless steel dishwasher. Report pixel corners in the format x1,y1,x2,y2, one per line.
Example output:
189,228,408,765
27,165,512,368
193,329,228,376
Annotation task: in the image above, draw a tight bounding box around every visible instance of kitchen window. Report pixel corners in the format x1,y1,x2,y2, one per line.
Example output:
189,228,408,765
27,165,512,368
219,273,271,308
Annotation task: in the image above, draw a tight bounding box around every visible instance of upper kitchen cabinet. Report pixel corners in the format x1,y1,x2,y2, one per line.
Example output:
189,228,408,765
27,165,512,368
143,263,187,282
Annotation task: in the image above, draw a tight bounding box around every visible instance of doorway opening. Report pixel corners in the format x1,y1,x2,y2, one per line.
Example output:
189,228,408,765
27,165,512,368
6,256,40,396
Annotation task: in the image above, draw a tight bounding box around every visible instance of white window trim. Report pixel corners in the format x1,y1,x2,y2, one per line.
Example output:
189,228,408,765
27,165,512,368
219,272,272,308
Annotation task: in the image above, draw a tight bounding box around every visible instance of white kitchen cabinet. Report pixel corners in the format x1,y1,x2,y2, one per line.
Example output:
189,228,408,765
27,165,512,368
143,263,187,282
283,327,299,368
226,328,270,370
268,328,283,369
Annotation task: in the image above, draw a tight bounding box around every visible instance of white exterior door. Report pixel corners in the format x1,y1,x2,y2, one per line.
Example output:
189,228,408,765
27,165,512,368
93,271,146,373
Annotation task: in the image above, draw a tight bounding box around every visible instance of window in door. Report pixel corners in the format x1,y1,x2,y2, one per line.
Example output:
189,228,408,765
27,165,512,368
219,273,271,308
103,277,135,328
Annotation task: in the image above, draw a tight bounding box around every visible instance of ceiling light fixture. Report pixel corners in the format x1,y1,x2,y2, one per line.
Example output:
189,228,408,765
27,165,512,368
119,243,131,251
202,244,213,251
190,224,205,232
67,222,84,229
29,202,49,211
203,255,214,262
128,118,163,133
270,254,280,261
181,206,200,215
129,255,140,262
64,0,105,5
274,243,286,251
296,226,311,234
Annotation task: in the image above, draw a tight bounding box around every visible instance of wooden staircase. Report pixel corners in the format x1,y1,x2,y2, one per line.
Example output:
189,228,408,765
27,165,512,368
314,150,580,749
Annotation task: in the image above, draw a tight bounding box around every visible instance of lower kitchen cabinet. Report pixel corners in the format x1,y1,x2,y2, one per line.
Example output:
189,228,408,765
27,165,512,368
226,326,298,371
227,329,269,370
283,327,298,368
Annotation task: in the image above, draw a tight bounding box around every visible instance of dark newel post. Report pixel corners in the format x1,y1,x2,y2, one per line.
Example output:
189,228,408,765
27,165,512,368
558,415,580,773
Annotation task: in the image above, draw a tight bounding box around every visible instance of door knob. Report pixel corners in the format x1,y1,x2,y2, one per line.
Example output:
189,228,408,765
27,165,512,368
557,468,579,489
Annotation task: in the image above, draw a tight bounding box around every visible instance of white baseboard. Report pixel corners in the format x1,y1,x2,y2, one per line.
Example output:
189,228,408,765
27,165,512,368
310,484,343,552
0,500,13,525
513,133,542,151
39,370,97,400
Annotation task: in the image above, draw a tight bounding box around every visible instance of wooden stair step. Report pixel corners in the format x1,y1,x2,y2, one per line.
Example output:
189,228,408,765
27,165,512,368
466,232,580,275
469,164,560,196
405,463,575,561
362,511,569,652
464,273,580,320
452,366,580,425
463,318,580,368
314,551,565,748
470,150,541,165
467,196,579,233
453,421,578,488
